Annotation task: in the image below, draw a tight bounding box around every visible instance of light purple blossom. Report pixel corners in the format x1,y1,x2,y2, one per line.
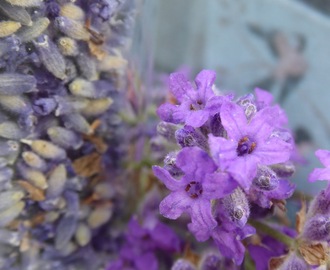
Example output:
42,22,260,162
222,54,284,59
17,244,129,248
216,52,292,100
309,149,330,182
157,70,223,127
209,101,292,189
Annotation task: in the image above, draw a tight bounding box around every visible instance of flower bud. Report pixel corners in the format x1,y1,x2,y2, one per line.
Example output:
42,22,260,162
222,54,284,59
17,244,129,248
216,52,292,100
0,1,32,26
18,17,50,42
253,165,279,191
302,214,330,242
175,125,208,150
0,21,21,38
269,162,295,178
172,259,196,270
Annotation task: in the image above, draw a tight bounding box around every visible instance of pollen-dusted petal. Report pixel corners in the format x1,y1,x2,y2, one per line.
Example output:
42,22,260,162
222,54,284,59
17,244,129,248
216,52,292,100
47,126,82,150
0,2,32,26
62,113,93,135
0,73,36,95
55,214,77,249
81,98,113,117
0,201,25,227
0,121,24,140
5,0,43,7
57,37,79,56
0,21,21,37
55,16,90,41
75,223,91,247
21,139,67,160
17,17,50,42
33,35,67,80
46,164,67,199
0,95,32,114
60,3,85,21
0,190,24,211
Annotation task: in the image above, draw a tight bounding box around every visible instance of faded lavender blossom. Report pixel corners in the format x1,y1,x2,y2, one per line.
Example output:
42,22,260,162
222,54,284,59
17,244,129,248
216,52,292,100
153,69,298,266
0,0,137,269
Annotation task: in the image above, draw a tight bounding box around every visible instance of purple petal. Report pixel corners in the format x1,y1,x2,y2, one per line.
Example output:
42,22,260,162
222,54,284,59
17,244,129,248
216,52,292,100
237,224,256,240
185,110,210,127
169,72,194,102
205,95,224,115
203,172,237,199
248,107,277,141
159,190,191,219
176,147,216,179
135,252,158,270
212,228,245,265
150,222,181,252
194,69,216,100
188,200,217,241
254,88,274,107
248,244,273,270
227,156,258,189
220,101,246,141
152,166,186,191
254,137,292,165
315,149,330,167
208,135,237,169
309,168,330,182
267,179,295,199
157,103,185,124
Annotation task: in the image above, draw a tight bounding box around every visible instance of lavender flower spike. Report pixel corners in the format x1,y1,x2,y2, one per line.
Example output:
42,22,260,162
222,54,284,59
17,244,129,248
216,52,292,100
157,70,223,127
153,147,236,241
309,149,330,182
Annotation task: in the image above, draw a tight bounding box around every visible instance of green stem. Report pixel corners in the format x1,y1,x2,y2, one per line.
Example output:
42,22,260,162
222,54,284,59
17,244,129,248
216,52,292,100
249,219,294,247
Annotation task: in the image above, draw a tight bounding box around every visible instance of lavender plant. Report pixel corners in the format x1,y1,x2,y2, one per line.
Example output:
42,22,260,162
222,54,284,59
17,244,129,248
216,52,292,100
152,70,330,269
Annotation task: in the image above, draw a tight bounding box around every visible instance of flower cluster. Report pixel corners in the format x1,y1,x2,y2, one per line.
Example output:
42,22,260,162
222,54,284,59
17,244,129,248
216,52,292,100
153,70,297,265
0,0,136,269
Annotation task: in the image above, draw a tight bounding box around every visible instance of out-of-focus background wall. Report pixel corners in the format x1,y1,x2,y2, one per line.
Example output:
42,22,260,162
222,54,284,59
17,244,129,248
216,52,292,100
135,0,330,194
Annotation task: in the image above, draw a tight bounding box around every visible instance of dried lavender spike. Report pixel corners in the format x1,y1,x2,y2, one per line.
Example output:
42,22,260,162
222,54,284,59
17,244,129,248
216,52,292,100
0,190,24,211
55,214,78,249
87,205,113,229
80,98,113,116
20,166,48,190
33,35,67,80
0,167,13,184
54,16,90,41
17,17,50,42
0,122,24,140
0,95,32,115
62,113,93,134
5,0,43,7
75,223,91,247
46,164,67,199
0,21,21,37
21,139,67,160
76,53,98,80
0,228,22,246
22,151,47,171
69,78,97,98
57,37,79,56
60,3,85,21
0,73,36,95
54,96,89,116
0,201,25,227
0,1,32,26
47,127,82,150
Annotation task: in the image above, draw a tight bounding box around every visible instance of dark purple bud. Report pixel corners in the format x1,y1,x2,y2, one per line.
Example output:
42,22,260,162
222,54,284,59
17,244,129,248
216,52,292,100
253,166,279,191
302,214,330,242
210,113,225,137
33,98,57,115
45,1,61,19
175,125,208,150
269,162,295,178
157,121,177,142
217,187,250,229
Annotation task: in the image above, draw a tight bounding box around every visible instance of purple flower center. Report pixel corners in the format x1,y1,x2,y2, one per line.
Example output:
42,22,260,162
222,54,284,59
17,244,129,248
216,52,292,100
236,136,256,156
189,100,204,111
185,181,203,199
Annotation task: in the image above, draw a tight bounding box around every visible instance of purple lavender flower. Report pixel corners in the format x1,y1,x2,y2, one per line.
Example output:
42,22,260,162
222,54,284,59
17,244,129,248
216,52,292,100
309,149,330,182
153,147,237,241
157,70,223,127
209,101,292,189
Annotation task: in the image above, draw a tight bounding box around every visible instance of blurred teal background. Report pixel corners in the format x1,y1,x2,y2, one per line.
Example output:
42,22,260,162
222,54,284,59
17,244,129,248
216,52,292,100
134,0,330,194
